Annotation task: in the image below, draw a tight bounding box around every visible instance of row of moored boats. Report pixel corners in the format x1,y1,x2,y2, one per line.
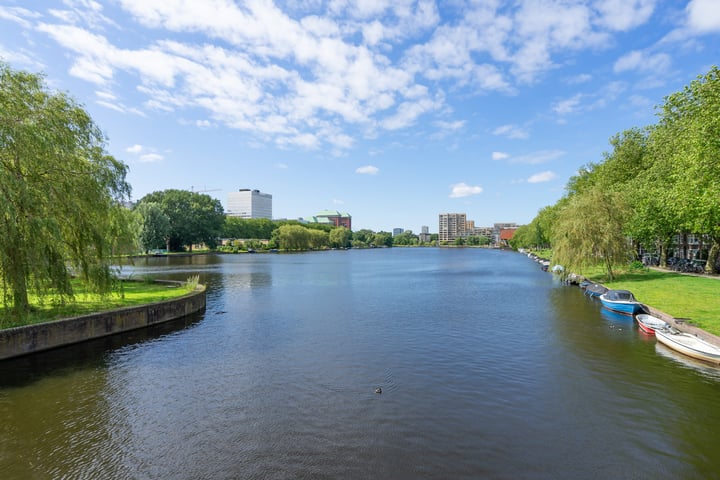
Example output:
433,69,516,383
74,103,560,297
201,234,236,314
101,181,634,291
579,280,720,365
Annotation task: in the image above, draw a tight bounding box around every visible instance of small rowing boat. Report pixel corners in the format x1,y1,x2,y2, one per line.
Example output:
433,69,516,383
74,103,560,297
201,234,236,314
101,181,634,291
635,314,669,335
654,328,720,364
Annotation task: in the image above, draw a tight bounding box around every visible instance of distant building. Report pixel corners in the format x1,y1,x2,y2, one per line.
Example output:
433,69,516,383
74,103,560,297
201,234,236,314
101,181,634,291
498,228,517,246
227,189,273,219
439,213,467,242
419,225,431,243
493,223,518,244
393,228,404,236
304,210,352,230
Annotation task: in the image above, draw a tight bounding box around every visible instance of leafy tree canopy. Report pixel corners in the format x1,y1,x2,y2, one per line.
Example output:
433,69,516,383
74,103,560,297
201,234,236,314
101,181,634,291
0,63,131,320
137,189,224,252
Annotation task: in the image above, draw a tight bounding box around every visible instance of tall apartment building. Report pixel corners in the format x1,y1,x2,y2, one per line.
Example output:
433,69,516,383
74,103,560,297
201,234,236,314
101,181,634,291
226,189,272,219
439,213,467,242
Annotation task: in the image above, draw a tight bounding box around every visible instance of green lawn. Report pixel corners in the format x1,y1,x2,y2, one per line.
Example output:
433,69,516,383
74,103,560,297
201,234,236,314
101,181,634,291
1,279,196,329
582,267,720,335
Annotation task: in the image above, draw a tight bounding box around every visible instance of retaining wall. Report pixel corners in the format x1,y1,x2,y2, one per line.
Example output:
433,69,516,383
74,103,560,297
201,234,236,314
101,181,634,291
0,284,206,361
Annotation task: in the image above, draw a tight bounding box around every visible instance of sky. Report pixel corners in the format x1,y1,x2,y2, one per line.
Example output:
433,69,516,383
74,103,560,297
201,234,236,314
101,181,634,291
1,1,719,233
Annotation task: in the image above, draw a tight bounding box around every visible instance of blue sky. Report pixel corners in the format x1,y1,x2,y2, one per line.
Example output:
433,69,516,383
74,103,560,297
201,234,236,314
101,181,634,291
1,1,719,233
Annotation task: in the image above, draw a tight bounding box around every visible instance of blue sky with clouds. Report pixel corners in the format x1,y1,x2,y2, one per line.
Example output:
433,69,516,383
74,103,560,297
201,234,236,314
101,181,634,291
1,0,719,232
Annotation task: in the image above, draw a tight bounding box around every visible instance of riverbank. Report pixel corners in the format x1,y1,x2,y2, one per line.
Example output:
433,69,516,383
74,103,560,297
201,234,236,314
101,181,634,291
569,269,720,346
0,282,206,360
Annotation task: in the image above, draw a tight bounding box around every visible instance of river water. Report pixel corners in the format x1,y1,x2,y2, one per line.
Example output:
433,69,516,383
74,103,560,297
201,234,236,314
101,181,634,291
2,248,720,479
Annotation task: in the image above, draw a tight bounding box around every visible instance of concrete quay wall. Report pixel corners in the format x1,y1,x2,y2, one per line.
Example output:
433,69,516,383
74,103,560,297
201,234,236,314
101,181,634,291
0,284,206,361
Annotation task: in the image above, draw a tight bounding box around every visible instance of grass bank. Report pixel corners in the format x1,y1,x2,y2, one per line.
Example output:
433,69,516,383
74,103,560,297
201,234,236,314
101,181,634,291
1,278,197,330
580,266,720,335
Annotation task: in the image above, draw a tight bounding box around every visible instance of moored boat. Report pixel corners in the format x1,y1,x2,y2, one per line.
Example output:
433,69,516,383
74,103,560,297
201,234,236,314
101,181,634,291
655,328,720,364
584,283,608,298
635,313,669,335
599,289,643,315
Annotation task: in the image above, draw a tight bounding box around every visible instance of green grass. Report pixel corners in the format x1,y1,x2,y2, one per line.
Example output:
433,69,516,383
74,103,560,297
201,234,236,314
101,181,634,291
578,266,720,334
1,279,196,329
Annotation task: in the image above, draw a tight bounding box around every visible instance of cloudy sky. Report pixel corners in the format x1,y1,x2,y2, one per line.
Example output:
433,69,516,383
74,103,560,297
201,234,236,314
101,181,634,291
1,0,719,232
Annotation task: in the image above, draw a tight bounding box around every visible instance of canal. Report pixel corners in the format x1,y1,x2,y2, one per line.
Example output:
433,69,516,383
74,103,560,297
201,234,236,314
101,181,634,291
1,248,719,479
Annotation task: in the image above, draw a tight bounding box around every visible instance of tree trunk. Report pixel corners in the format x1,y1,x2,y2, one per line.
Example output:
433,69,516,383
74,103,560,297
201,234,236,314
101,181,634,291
706,240,720,274
9,256,30,318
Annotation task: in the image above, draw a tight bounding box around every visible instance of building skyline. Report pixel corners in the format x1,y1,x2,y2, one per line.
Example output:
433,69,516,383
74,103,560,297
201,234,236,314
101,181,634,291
226,189,273,219
438,213,467,243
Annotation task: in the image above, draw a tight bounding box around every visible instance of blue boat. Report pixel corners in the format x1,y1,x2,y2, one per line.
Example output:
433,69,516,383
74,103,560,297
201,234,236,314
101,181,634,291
599,289,643,315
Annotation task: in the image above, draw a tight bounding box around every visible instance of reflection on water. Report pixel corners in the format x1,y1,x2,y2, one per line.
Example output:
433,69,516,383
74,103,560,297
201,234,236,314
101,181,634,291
2,249,720,479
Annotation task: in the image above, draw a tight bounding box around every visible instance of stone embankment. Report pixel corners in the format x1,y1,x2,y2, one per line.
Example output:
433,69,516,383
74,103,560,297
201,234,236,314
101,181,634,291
0,282,206,361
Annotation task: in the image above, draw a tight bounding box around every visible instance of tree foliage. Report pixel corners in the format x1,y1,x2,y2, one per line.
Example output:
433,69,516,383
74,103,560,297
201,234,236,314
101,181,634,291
222,217,276,240
514,66,720,274
329,227,351,248
0,64,131,320
135,202,170,253
137,189,224,252
551,188,633,280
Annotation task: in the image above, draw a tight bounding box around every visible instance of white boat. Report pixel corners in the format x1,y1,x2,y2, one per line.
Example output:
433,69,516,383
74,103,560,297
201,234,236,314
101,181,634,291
635,314,669,335
654,328,720,364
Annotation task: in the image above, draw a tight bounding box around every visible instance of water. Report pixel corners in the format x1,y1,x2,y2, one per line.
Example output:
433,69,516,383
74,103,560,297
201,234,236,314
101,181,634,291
2,248,720,479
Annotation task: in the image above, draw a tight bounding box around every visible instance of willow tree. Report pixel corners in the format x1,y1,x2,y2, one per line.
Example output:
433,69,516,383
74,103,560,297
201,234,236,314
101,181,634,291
551,187,633,280
0,64,131,320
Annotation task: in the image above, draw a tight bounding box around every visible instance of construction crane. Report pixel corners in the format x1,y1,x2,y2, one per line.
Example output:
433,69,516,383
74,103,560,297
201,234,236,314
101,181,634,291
190,186,221,193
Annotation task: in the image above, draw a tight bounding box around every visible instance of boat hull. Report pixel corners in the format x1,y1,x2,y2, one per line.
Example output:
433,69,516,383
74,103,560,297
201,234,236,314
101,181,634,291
599,298,643,315
635,314,668,335
655,328,720,364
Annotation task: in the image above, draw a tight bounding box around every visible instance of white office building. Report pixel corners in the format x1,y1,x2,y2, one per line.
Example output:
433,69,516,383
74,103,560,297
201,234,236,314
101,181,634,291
227,189,272,219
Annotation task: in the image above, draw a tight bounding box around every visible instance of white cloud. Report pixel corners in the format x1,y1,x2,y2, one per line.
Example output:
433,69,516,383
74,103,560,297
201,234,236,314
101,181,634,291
0,6,39,29
686,0,720,33
21,0,679,153
139,153,164,163
356,165,379,175
553,94,583,115
434,120,465,132
449,182,483,198
275,163,288,169
492,124,529,139
527,170,557,183
492,151,510,161
595,0,656,31
126,144,163,162
614,50,671,74
566,73,592,84
509,150,565,165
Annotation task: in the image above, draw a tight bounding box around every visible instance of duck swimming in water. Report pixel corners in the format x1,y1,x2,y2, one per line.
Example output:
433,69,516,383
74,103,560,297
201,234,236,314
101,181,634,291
375,387,382,394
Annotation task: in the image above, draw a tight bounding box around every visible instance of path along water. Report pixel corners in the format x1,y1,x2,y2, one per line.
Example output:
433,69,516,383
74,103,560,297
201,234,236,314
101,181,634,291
1,248,720,479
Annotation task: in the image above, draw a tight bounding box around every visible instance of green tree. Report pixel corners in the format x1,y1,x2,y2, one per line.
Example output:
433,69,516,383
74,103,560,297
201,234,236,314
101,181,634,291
309,228,329,249
393,230,418,246
373,231,393,247
274,224,311,250
551,187,633,280
329,227,351,248
135,202,170,253
351,228,375,247
0,64,130,320
222,217,276,239
655,66,720,272
138,189,224,252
